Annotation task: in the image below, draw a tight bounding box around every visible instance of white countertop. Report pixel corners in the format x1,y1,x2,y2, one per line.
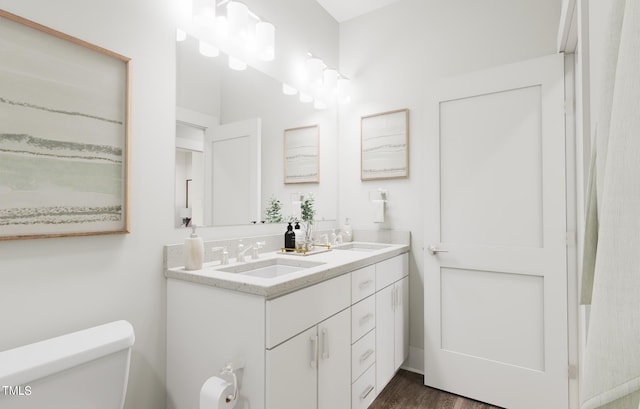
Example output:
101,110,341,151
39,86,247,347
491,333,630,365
165,242,409,299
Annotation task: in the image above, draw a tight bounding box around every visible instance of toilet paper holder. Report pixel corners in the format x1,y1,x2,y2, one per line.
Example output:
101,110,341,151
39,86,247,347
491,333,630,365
220,358,245,403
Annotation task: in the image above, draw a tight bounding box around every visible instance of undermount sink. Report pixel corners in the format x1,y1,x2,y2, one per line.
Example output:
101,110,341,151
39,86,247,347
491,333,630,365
332,242,392,252
217,258,325,279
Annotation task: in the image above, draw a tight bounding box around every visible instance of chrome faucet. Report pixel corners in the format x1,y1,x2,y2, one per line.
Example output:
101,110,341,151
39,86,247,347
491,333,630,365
252,241,266,260
236,240,251,263
236,240,266,262
211,246,228,265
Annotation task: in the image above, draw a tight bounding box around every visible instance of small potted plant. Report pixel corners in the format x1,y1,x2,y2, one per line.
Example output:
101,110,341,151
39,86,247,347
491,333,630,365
265,196,283,223
300,194,316,247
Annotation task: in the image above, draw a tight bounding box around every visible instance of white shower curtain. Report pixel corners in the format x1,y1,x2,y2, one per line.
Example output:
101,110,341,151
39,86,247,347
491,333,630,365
580,0,640,408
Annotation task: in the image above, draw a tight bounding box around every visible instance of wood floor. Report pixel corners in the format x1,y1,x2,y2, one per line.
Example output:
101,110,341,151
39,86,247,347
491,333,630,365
369,370,504,409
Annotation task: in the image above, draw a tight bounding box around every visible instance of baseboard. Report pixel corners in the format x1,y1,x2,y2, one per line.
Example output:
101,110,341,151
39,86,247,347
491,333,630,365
401,346,424,375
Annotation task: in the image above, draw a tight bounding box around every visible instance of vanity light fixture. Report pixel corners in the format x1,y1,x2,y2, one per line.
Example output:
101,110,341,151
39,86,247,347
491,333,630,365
299,92,313,103
227,1,248,44
183,0,275,64
337,77,352,104
282,83,298,96
256,21,275,61
228,55,247,71
199,40,219,57
283,53,351,109
306,57,325,86
323,69,338,90
313,100,327,110
193,0,216,25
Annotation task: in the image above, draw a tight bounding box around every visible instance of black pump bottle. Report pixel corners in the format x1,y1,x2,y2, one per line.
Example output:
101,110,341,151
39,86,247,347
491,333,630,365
284,222,295,251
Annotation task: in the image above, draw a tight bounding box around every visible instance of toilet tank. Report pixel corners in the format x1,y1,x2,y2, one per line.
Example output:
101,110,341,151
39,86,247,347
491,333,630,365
0,320,135,409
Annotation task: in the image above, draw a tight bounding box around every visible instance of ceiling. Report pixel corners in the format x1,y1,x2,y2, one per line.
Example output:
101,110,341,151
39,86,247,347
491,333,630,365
315,0,404,22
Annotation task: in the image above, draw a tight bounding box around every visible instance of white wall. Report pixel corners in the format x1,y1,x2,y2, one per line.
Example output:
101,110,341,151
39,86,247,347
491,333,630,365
0,2,175,408
337,0,562,371
0,1,338,409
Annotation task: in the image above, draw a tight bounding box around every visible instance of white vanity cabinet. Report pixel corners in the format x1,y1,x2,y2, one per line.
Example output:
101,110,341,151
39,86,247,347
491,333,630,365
350,264,377,409
375,254,409,392
266,308,351,409
265,274,351,409
166,246,409,409
350,253,409,409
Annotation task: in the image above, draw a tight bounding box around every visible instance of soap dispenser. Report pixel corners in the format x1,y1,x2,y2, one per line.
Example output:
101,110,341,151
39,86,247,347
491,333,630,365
184,225,204,270
341,218,353,242
285,222,295,251
294,222,302,249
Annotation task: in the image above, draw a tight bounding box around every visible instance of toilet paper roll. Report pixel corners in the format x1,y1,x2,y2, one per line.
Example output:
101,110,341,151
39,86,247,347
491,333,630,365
373,199,385,223
200,376,236,409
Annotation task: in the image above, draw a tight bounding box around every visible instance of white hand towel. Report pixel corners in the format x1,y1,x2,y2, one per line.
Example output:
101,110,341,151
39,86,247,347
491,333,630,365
373,200,385,223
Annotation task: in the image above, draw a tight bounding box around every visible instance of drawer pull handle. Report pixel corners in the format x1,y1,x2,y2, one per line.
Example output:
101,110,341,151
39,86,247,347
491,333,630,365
359,313,374,326
359,279,374,289
322,328,330,360
360,385,375,400
310,335,318,368
359,349,374,362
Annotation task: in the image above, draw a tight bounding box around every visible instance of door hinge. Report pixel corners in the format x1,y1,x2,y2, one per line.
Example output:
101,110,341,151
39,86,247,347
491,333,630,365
568,364,578,379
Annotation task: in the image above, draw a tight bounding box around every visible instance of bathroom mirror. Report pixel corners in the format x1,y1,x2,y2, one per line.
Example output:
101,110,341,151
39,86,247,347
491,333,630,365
176,35,338,227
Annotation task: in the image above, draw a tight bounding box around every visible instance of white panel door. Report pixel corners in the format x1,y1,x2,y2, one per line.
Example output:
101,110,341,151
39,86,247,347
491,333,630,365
207,118,261,226
424,54,568,409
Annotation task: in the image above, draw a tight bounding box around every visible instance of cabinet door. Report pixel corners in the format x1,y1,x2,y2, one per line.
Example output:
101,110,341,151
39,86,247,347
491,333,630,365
318,309,351,409
266,326,318,409
375,284,395,390
394,277,409,371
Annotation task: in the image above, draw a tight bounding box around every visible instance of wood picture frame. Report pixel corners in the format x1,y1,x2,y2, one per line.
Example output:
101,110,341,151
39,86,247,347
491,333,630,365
361,108,409,180
0,10,131,240
284,125,319,184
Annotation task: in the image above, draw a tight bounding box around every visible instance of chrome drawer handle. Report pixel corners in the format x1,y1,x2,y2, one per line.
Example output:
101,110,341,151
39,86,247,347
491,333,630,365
360,385,375,400
359,313,374,326
322,328,329,360
359,279,374,289
359,348,374,362
310,335,318,368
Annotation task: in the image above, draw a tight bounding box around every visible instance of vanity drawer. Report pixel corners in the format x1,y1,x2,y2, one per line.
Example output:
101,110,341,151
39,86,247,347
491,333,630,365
352,364,376,409
266,273,350,349
351,295,375,343
351,265,376,304
352,329,375,382
376,253,408,291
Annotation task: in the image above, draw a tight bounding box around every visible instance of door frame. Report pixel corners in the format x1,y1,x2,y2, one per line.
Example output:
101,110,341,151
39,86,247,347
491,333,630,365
559,0,591,408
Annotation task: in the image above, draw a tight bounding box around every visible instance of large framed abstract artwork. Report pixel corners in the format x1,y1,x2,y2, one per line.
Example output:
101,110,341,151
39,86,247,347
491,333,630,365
0,10,130,240
284,125,319,184
361,108,409,180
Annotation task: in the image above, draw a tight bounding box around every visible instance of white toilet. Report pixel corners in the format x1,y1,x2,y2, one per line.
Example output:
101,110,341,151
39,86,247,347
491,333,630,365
0,320,135,409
